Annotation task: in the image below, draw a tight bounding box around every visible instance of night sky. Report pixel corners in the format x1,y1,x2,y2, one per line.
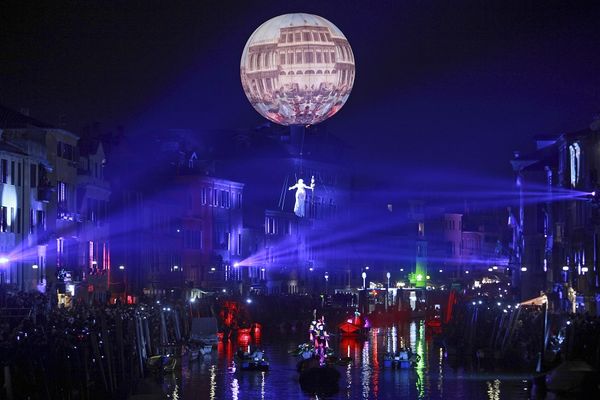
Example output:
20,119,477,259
2,0,600,181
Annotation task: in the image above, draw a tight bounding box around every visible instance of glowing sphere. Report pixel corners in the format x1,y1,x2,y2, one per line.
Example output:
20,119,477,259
241,13,355,126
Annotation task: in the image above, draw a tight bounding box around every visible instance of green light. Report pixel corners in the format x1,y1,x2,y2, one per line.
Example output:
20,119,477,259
416,274,423,281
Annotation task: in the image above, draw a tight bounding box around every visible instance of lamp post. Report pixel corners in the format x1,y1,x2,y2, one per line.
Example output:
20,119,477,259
362,271,367,290
324,272,329,295
386,272,391,311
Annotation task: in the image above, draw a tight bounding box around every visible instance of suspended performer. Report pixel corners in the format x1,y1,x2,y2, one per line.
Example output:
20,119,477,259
289,176,315,217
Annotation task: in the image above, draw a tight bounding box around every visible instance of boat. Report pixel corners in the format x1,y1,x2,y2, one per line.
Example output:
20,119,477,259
146,354,179,374
298,358,340,395
236,348,269,371
190,317,219,345
337,312,370,338
383,348,420,369
296,313,341,395
186,341,213,360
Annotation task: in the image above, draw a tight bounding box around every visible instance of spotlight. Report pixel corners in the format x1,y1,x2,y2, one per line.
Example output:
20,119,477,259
0,257,9,264
32,264,39,270
562,266,569,271
233,262,240,268
119,265,125,270
521,267,527,272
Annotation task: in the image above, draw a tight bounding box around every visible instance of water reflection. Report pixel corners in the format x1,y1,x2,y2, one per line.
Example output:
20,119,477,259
169,320,530,399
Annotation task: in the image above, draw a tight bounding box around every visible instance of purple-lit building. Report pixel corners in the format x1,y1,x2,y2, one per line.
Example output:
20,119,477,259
77,139,111,302
511,118,600,312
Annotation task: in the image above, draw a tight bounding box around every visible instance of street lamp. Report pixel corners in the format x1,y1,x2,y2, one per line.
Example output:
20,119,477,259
386,272,391,311
362,271,367,289
324,272,329,294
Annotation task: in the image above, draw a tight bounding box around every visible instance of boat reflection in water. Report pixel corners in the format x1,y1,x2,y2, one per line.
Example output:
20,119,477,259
160,321,531,399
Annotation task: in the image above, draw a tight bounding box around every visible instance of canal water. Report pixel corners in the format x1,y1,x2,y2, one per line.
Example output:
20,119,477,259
157,321,531,399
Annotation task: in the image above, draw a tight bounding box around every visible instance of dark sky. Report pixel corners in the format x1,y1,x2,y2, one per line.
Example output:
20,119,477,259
2,0,600,180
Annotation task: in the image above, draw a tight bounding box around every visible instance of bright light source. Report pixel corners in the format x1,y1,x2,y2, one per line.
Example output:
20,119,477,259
119,265,125,270
521,267,527,272
246,298,252,304
309,267,314,271
0,257,9,264
416,274,423,281
465,270,469,274
472,301,476,305
492,266,498,270
222,289,227,293
190,297,196,303
488,268,493,272
426,275,430,280
233,262,240,268
210,267,216,271
478,300,482,304
32,264,39,269
439,269,443,273
173,265,179,270
67,284,75,296
365,266,370,270
566,320,571,325
361,272,367,279
261,268,266,272
91,260,97,265
400,268,404,272
386,272,391,279
562,266,569,271
497,302,501,306
582,267,589,273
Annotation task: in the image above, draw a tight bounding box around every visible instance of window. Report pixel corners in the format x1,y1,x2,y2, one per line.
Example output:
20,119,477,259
201,187,207,205
324,52,330,63
304,52,314,63
287,53,294,64
330,52,336,62
237,193,242,209
1,159,6,183
0,206,6,232
296,52,302,63
36,210,45,231
316,52,322,63
320,33,326,41
287,33,293,42
280,54,286,64
303,32,311,41
9,208,14,233
10,161,14,185
266,217,276,234
29,208,34,234
16,208,20,233
280,33,286,43
294,32,301,42
57,142,74,161
237,233,242,255
569,142,581,187
313,32,320,41
226,232,231,251
30,164,37,187
418,222,425,237
17,163,21,186
213,189,219,206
